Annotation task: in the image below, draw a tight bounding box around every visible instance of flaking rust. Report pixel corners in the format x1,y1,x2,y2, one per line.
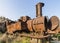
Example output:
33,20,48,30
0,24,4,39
0,2,59,37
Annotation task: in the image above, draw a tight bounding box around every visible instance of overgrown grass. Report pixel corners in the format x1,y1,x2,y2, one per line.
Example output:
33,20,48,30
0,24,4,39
0,32,31,43
0,33,60,43
11,37,30,43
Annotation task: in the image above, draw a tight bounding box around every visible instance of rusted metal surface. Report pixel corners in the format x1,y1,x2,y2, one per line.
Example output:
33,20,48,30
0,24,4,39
19,33,49,39
36,2,44,17
7,21,21,34
27,16,47,35
5,2,59,35
50,16,59,30
33,17,46,33
5,2,60,35
0,2,59,40
27,20,33,32
20,16,31,22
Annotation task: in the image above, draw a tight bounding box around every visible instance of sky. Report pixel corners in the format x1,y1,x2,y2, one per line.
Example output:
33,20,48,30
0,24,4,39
0,0,60,20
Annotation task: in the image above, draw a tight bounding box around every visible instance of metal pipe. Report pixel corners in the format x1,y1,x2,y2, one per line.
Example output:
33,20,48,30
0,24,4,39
36,2,44,17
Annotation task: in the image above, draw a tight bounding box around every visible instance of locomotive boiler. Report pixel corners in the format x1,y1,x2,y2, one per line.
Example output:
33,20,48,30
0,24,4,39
27,3,48,35
5,2,59,35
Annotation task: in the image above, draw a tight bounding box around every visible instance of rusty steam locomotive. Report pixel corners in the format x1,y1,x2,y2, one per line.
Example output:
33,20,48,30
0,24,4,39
0,2,59,36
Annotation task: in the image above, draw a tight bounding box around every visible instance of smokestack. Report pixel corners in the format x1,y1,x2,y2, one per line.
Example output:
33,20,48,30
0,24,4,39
36,2,44,17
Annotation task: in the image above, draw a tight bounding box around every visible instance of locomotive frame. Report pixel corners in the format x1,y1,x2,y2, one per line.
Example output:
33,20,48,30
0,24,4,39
0,2,59,39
